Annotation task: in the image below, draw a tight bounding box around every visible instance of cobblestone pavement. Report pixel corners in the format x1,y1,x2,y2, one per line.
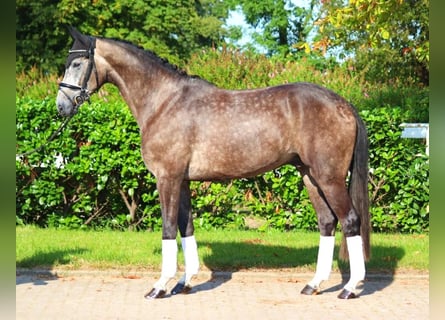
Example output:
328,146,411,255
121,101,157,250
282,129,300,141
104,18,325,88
16,270,429,320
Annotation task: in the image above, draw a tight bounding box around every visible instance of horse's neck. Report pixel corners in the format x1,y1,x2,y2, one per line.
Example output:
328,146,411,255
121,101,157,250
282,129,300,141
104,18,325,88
96,39,183,127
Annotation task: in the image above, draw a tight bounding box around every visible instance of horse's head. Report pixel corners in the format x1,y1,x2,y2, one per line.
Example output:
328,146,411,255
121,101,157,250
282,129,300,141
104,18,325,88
56,27,99,117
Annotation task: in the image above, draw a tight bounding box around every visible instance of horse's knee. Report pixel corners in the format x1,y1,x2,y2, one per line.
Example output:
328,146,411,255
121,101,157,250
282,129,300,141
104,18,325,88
318,213,338,236
162,223,178,240
340,209,361,237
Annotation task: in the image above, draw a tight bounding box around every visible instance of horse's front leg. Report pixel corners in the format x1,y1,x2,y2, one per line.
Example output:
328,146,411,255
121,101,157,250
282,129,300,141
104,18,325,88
145,177,182,299
171,181,200,295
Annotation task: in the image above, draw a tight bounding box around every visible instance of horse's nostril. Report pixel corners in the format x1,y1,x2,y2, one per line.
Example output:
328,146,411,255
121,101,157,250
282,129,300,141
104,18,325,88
57,103,66,116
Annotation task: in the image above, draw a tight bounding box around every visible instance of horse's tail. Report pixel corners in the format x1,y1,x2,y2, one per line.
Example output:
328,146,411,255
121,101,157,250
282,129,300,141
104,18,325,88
339,108,370,261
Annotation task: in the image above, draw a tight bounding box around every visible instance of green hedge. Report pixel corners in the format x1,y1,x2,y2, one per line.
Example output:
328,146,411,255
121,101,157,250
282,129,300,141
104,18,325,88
16,49,428,233
16,96,428,233
186,49,429,122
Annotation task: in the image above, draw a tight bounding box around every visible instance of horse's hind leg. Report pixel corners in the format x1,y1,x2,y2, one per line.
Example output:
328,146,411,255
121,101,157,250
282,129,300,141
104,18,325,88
171,181,200,295
314,177,366,299
300,174,337,295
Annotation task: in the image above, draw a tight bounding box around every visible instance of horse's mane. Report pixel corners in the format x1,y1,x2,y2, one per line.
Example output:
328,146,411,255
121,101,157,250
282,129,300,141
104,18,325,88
100,37,204,81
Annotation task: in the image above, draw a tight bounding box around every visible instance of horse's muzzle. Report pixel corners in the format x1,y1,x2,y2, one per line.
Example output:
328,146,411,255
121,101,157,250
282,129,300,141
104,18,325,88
56,90,81,117
57,99,79,117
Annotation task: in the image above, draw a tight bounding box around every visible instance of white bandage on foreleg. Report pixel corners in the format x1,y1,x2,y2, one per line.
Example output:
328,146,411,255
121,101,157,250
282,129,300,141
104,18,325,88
153,239,178,290
344,235,366,291
181,236,199,283
161,239,178,279
308,236,335,288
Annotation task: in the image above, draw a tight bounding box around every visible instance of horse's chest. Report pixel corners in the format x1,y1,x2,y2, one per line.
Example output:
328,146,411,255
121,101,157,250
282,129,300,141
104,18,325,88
139,131,191,176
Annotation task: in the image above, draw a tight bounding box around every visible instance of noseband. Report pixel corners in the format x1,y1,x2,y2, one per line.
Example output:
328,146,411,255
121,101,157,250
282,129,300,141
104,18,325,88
59,37,98,108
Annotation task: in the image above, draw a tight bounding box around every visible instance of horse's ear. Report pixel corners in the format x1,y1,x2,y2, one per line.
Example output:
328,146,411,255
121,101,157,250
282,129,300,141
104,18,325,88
68,26,83,40
67,26,91,48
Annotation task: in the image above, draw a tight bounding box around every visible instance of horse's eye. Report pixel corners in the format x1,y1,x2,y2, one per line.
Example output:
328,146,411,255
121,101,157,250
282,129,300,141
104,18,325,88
72,62,81,68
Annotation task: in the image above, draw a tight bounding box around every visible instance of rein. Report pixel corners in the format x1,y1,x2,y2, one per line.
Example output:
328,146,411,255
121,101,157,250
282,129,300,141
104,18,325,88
16,114,74,158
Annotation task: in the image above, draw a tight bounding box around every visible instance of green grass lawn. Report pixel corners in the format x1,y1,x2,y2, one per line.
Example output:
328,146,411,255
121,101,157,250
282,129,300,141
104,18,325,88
16,226,429,274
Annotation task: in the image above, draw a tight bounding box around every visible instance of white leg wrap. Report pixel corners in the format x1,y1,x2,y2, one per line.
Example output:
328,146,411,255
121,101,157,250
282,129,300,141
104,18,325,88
344,235,366,292
308,236,335,288
181,236,199,284
154,239,177,290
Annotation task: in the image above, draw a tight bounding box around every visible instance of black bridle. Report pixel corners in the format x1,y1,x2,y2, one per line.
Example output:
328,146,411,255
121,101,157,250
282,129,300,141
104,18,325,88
58,37,99,109
17,37,99,158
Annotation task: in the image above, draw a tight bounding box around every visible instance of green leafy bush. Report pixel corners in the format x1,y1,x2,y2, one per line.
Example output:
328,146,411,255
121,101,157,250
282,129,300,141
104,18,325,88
364,107,429,233
16,97,428,233
16,97,159,231
16,49,428,233
187,49,428,121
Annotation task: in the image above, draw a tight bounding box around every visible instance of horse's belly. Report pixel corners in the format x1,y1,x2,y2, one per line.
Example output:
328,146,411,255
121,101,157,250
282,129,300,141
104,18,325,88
187,141,293,180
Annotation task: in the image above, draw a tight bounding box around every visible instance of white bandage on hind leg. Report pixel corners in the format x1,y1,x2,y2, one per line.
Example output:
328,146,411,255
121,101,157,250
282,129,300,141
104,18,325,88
154,239,178,290
181,236,199,284
344,235,366,292
308,236,335,288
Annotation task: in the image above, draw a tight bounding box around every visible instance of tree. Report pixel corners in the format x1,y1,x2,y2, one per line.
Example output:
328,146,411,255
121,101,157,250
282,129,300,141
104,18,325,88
16,0,65,72
16,0,231,73
312,0,429,85
226,0,319,57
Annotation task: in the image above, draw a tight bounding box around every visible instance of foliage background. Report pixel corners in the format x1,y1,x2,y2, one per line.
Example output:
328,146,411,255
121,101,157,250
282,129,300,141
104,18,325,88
16,49,429,233
16,0,429,233
16,0,231,70
17,0,429,87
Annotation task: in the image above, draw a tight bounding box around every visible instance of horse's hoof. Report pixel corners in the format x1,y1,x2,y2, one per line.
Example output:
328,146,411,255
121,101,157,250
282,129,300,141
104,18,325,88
171,282,192,295
300,284,319,295
337,289,358,299
144,288,166,299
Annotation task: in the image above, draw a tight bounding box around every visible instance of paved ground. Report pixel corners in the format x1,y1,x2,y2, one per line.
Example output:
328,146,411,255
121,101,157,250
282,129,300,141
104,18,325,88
16,269,429,320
